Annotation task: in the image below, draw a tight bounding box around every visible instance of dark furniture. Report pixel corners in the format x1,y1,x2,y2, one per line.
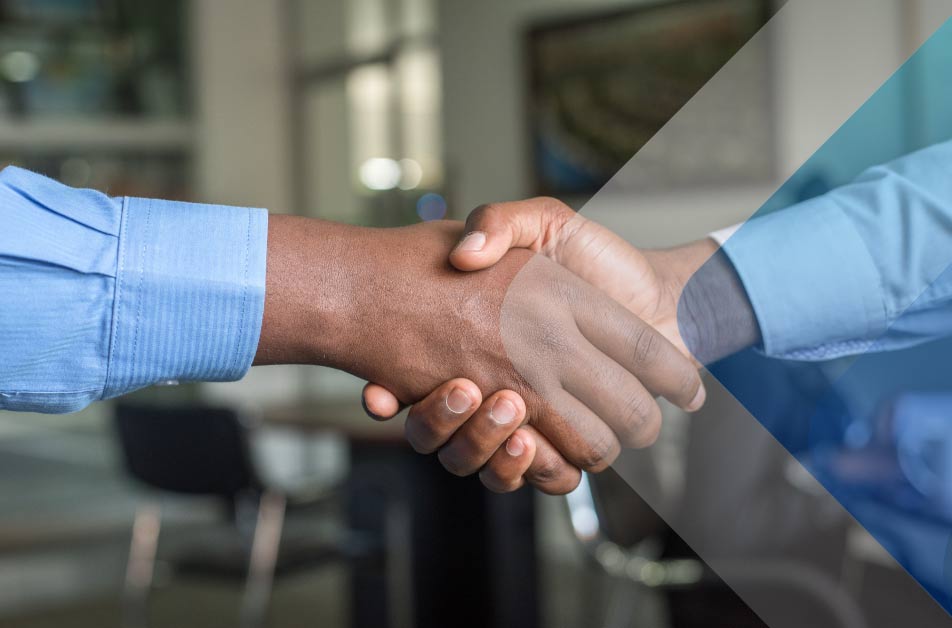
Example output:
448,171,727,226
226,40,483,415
114,402,363,628
263,402,540,628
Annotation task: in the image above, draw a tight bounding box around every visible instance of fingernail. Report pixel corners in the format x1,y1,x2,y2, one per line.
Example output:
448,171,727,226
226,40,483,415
446,388,472,414
687,383,707,412
490,398,518,425
506,435,525,457
457,231,486,253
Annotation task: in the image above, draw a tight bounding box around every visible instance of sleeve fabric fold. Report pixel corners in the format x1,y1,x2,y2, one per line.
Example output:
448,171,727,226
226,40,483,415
0,166,268,413
720,140,952,361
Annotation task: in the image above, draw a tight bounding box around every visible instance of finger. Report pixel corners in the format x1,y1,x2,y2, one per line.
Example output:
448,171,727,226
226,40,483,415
575,293,705,412
404,379,482,454
437,390,527,477
479,428,536,493
450,198,578,271
540,389,622,473
362,382,404,420
520,425,583,495
562,348,663,449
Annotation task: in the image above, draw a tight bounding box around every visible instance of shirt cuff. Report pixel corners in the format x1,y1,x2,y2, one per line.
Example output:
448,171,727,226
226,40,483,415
709,223,741,246
102,197,268,399
719,199,886,360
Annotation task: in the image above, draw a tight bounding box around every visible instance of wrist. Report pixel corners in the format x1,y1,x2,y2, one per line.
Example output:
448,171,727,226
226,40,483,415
255,215,368,367
653,238,760,366
647,238,719,298
641,239,718,363
255,217,484,404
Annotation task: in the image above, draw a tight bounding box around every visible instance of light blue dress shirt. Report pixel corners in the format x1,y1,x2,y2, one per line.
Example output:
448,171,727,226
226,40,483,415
722,140,952,361
0,166,268,414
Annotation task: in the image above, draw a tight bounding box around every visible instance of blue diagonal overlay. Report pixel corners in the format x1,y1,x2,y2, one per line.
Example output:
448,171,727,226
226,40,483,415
709,15,952,614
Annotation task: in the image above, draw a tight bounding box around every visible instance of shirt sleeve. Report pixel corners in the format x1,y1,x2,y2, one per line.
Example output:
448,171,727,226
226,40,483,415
719,140,952,361
0,166,268,413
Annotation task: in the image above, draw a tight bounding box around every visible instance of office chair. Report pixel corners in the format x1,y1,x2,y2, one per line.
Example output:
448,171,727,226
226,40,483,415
114,402,358,628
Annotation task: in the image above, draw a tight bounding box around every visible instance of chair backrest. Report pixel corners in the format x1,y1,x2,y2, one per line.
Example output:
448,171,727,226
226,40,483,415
114,402,260,498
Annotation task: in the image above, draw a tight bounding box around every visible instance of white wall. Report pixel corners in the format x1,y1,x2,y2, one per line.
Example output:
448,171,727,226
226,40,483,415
191,0,292,211
438,0,939,247
191,0,306,407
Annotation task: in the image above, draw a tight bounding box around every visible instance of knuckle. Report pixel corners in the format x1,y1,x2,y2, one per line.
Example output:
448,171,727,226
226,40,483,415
437,447,475,477
536,470,582,496
536,196,573,219
468,203,499,226
537,320,570,355
574,433,619,472
618,393,661,448
404,420,440,454
629,324,663,366
635,417,662,448
479,469,521,494
529,454,566,486
539,198,578,254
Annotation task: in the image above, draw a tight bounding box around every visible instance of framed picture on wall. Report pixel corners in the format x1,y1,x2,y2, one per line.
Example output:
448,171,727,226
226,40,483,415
525,0,775,197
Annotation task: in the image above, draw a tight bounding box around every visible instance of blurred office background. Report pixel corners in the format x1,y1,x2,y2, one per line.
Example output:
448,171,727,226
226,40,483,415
1,1,951,627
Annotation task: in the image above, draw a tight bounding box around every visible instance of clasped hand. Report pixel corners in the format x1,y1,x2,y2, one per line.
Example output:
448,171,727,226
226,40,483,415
354,199,714,495
257,205,707,495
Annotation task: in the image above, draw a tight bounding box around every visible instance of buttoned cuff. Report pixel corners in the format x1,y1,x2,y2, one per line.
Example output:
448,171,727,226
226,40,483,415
103,197,268,398
720,199,886,360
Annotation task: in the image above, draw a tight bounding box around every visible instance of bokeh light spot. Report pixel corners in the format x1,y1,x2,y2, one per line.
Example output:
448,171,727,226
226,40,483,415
359,157,401,191
1,51,40,83
416,192,447,221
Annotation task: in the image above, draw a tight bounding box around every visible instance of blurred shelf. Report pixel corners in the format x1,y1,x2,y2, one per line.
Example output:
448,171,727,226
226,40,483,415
0,117,194,152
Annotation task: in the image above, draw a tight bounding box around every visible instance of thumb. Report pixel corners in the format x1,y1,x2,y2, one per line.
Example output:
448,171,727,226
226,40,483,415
449,198,575,272
361,382,405,420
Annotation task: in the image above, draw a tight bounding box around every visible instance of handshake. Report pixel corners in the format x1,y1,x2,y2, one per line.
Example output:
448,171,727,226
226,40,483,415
256,197,739,495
